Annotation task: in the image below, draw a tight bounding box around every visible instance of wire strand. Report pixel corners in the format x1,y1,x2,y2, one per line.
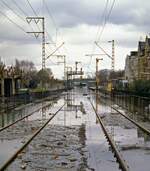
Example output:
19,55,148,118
97,0,116,41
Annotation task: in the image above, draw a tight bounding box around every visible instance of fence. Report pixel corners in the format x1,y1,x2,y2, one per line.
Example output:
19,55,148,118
111,91,150,120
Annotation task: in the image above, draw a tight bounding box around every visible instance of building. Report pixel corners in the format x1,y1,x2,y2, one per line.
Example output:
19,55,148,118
0,65,21,97
125,36,150,83
125,51,138,82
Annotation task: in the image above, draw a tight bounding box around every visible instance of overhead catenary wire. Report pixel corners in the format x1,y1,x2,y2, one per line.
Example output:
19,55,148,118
0,0,40,39
26,0,38,16
12,0,28,16
0,0,26,22
0,1,64,72
87,0,109,71
1,0,67,72
42,0,69,56
27,0,54,43
0,4,57,66
43,0,57,29
88,0,116,72
26,0,55,48
95,0,109,43
97,0,116,41
25,0,60,66
11,0,52,47
0,10,27,33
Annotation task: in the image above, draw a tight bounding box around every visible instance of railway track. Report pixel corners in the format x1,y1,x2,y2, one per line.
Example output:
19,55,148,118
111,105,150,135
0,101,53,132
0,103,65,171
99,94,150,135
89,100,130,171
94,91,150,171
1,89,149,171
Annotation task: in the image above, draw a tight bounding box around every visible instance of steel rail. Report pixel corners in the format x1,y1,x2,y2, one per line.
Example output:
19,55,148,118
0,101,53,132
0,103,65,171
90,100,129,171
111,106,150,135
94,91,150,135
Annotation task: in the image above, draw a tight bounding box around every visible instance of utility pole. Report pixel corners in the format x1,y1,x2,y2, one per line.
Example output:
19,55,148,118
75,61,81,73
96,58,103,124
96,58,103,90
54,55,66,80
26,17,45,69
80,68,83,80
85,54,104,89
95,41,115,70
108,40,115,71
66,66,72,89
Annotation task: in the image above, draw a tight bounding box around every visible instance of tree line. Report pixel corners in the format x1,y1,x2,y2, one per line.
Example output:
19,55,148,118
0,59,63,90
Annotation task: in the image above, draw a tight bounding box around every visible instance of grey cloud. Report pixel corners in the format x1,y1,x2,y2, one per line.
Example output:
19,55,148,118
38,0,150,31
2,0,150,33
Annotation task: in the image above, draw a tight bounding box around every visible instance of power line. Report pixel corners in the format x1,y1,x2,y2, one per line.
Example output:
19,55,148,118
26,0,55,45
88,0,116,72
25,1,65,71
26,0,38,16
42,0,69,56
87,0,109,71
97,0,116,41
42,0,58,44
12,0,28,16
95,0,109,42
43,0,57,29
0,2,58,69
0,0,26,22
0,1,42,41
0,10,26,33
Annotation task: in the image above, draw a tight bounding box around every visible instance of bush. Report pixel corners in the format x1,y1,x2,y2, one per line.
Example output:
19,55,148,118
129,80,150,96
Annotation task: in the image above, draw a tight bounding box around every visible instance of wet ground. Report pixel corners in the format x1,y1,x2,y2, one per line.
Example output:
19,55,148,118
0,87,150,170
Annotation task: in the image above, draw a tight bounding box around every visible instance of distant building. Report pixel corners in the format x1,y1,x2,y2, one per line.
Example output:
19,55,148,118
125,51,138,82
125,36,150,83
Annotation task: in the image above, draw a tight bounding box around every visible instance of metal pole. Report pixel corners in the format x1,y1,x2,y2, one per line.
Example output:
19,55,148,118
42,17,45,69
96,58,103,90
96,58,98,90
26,17,45,70
112,40,115,71
64,56,66,81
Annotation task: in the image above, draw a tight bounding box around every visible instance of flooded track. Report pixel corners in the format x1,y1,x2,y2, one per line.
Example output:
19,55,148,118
97,93,150,171
0,96,62,168
0,87,150,170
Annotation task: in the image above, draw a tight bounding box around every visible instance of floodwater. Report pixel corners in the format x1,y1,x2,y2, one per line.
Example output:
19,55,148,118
0,87,150,170
50,88,120,170
97,94,150,171
0,99,57,166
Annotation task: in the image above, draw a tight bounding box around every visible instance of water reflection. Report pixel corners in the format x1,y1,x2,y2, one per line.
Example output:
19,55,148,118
64,90,86,117
93,90,150,171
0,110,23,128
0,101,55,128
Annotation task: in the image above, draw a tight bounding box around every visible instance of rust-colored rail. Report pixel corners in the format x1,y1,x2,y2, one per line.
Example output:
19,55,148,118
0,103,65,171
111,106,150,135
90,100,129,171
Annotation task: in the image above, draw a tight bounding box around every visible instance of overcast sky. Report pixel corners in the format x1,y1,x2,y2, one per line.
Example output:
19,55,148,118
0,0,149,78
